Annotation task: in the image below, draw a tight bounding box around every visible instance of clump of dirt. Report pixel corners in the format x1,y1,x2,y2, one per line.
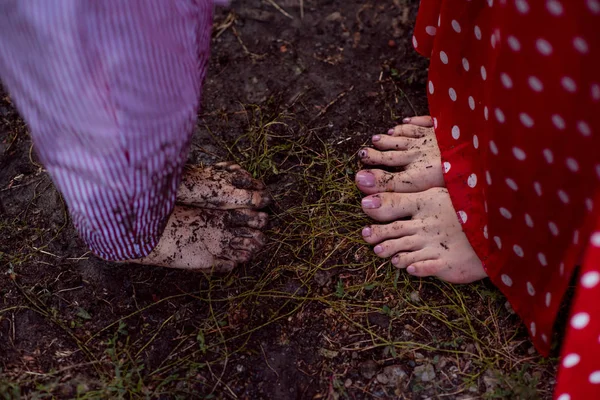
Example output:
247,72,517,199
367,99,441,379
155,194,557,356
1,1,557,399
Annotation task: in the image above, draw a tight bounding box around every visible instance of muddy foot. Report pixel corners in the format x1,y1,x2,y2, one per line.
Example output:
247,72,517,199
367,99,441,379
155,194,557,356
355,116,444,194
361,187,486,284
177,161,270,210
133,205,268,272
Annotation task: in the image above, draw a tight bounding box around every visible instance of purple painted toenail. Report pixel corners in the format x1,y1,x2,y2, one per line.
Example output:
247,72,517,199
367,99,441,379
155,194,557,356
358,149,367,158
392,256,399,265
403,117,411,124
356,171,375,187
388,129,394,135
362,227,372,237
407,265,416,274
361,196,381,209
374,245,383,254
372,135,381,142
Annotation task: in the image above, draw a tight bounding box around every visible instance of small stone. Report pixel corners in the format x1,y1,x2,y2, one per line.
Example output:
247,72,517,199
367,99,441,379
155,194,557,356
376,365,407,386
359,360,379,380
344,378,352,388
504,301,516,314
236,364,245,373
414,363,436,382
409,291,421,303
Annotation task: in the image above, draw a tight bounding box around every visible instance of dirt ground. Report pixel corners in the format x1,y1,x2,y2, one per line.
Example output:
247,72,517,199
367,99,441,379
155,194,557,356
0,1,560,399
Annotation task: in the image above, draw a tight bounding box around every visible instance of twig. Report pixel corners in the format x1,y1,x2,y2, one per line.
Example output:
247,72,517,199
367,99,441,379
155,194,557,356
309,86,354,125
264,0,294,19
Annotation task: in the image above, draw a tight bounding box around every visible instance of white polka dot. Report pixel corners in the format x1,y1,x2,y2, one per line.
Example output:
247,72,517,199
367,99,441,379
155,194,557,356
483,225,489,239
443,161,451,173
494,236,502,249
591,232,600,247
462,57,470,71
487,0,494,6
581,271,600,288
534,181,542,196
512,147,526,160
542,334,549,344
528,76,544,92
519,113,534,128
438,15,441,26
561,76,577,93
577,121,591,137
538,252,548,266
507,35,521,51
536,38,553,55
586,198,594,211
426,26,437,36
495,108,505,123
543,149,554,164
481,66,487,80
473,135,479,149
500,207,512,219
458,210,468,224
449,88,457,101
566,158,579,172
440,51,449,64
526,281,535,295
587,0,600,14
490,33,497,48
516,0,530,13
474,25,482,40
571,312,590,329
506,178,518,191
467,174,478,188
412,36,418,48
546,0,564,15
592,83,600,101
433,117,438,129
489,140,498,155
573,230,579,244
558,190,570,204
591,371,600,384
573,37,589,54
451,20,461,33
545,292,552,307
552,114,566,130
484,106,489,120
562,353,580,368
549,222,559,236
530,322,536,336
556,394,571,400
486,170,492,185
428,81,434,94
468,96,475,110
451,125,460,139
500,73,513,89
560,262,565,276
501,274,513,286
525,213,534,227
514,245,525,258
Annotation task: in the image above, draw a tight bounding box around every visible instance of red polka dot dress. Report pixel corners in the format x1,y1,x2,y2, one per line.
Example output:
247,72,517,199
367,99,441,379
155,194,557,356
413,1,600,398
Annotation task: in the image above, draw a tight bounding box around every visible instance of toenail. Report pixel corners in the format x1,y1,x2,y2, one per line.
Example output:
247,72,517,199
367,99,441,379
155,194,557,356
362,227,372,237
358,149,368,158
356,171,375,187
407,265,416,274
402,117,411,124
361,196,381,209
372,135,381,142
374,245,383,254
387,129,394,135
392,255,399,265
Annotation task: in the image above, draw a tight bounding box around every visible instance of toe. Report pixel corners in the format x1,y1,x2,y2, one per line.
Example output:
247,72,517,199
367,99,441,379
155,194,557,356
391,249,433,269
361,192,419,222
389,124,431,138
402,116,434,127
373,235,424,258
228,209,269,229
231,169,266,190
215,161,242,171
405,260,445,277
372,135,416,151
212,258,237,272
355,169,418,194
358,148,414,168
362,220,421,244
230,237,261,253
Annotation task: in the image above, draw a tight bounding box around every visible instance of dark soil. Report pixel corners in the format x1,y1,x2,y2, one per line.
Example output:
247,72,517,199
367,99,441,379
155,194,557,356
0,1,557,399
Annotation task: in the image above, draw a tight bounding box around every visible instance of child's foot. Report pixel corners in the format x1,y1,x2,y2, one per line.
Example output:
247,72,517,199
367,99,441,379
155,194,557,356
132,205,268,272
355,116,444,194
177,162,270,210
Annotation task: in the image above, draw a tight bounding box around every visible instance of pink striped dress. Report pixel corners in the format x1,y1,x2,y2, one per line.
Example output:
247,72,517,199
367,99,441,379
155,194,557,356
0,0,218,260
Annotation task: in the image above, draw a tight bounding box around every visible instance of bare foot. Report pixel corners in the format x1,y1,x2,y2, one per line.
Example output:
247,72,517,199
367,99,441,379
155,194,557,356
132,205,268,272
361,187,486,284
355,116,444,194
177,162,270,210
